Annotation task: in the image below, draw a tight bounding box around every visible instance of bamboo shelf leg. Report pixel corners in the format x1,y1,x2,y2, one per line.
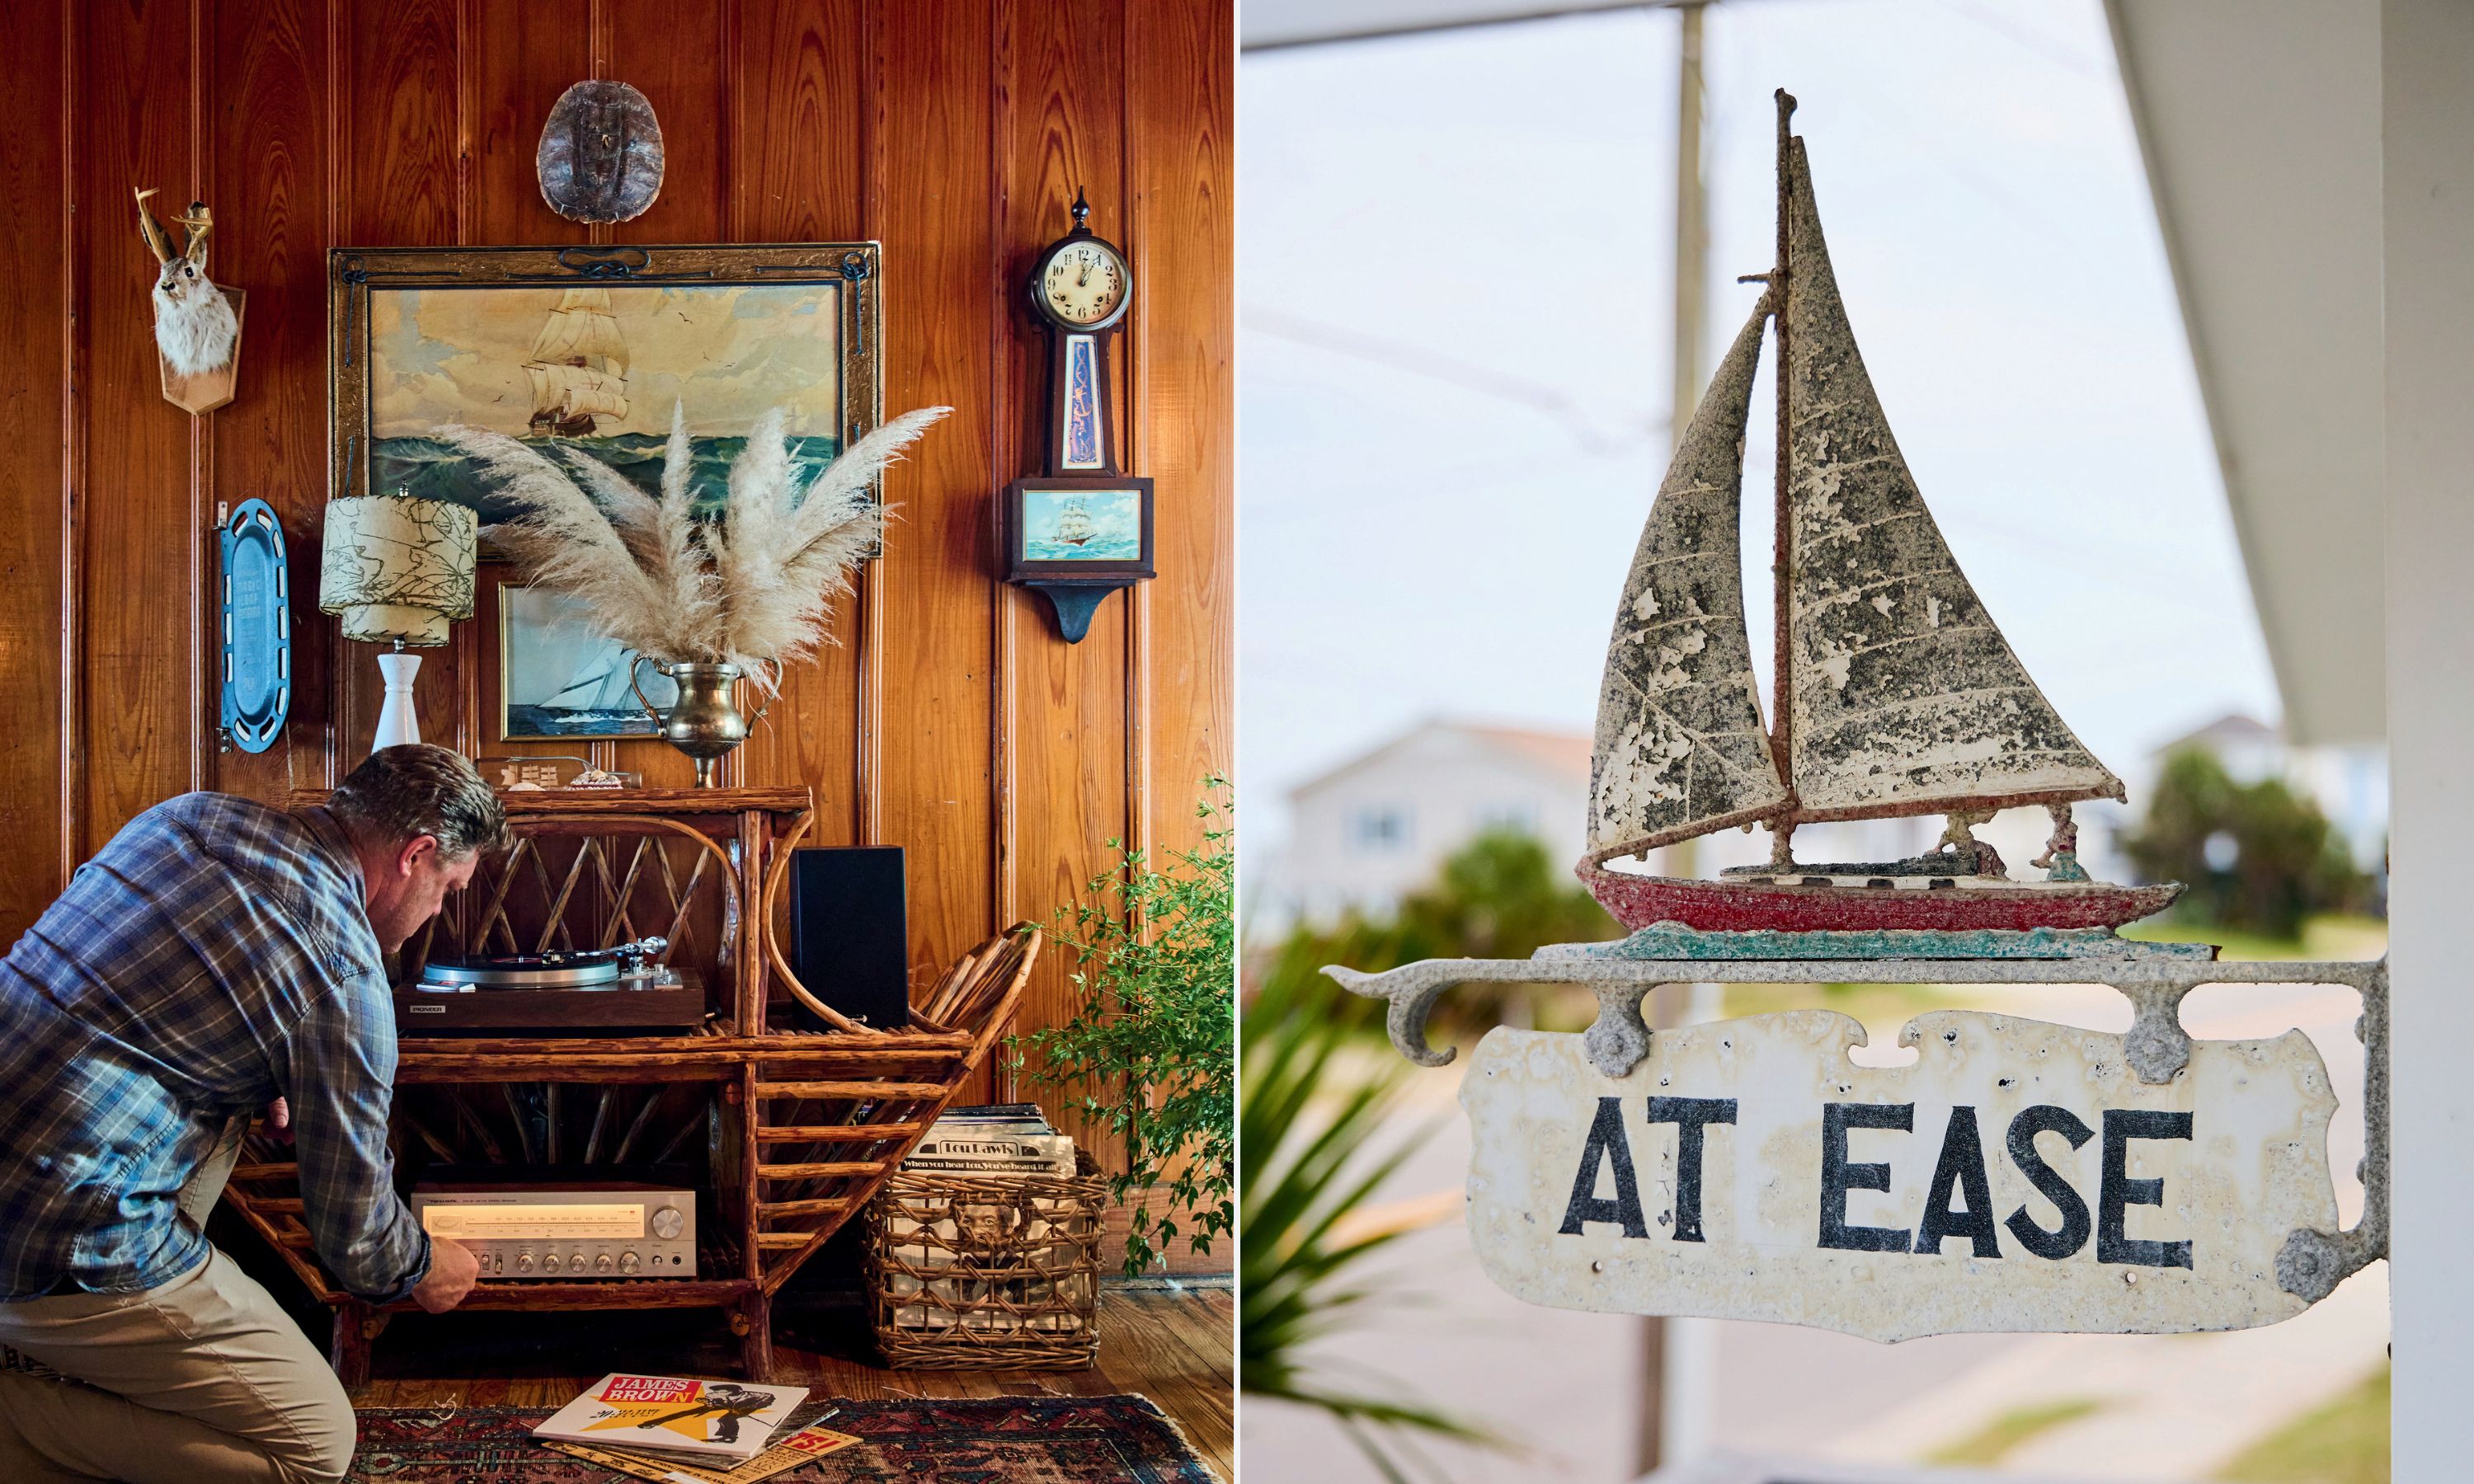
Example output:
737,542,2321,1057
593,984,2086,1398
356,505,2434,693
331,1300,376,1388
733,1289,775,1382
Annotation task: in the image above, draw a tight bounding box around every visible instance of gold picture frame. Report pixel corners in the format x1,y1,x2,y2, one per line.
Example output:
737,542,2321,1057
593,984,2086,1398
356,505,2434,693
327,243,884,525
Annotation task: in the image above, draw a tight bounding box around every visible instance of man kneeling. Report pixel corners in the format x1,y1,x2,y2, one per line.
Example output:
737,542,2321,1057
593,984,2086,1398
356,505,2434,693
0,746,508,1482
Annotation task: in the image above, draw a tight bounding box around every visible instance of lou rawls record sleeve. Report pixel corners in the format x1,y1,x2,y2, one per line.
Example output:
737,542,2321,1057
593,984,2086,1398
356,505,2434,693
532,1374,811,1462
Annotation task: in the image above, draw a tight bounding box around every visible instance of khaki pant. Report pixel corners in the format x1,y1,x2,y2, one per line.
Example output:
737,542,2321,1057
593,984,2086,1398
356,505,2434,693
0,1116,354,1483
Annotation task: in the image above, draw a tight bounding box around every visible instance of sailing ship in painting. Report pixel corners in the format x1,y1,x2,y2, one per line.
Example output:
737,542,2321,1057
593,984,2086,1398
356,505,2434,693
1051,499,1097,547
367,283,842,519
1581,92,2180,936
502,588,670,740
1022,489,1141,561
525,288,628,438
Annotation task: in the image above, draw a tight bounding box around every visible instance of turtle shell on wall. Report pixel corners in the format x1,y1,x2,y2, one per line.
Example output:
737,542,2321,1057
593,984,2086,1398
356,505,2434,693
537,80,665,224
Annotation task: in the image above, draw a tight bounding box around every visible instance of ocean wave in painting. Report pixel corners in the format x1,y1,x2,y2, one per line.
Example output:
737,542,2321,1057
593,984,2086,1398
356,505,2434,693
505,703,661,740
374,431,844,521
1024,533,1141,561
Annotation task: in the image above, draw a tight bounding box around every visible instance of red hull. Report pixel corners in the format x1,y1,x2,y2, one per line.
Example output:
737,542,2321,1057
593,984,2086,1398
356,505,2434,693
1578,862,2182,935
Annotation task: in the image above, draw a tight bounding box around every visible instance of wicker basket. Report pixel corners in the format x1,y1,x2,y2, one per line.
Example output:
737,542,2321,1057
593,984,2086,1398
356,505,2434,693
865,1149,1107,1369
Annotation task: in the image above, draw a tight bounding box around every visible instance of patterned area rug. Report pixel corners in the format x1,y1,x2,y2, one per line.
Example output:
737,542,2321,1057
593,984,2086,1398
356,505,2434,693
349,1395,1219,1482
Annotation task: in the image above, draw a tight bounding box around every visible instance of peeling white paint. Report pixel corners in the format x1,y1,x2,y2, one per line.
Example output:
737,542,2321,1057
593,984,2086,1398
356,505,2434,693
1818,647,1853,691
1596,714,1697,821
1648,627,1711,688
1460,1012,2339,1343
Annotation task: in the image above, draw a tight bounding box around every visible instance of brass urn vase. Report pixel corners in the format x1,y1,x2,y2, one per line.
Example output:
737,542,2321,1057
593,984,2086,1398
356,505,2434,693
632,660,754,787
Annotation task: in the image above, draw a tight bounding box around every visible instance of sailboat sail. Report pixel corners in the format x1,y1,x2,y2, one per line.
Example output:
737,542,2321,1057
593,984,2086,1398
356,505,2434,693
524,288,629,430
530,288,628,373
1778,137,2122,821
525,364,628,421
1585,302,1790,864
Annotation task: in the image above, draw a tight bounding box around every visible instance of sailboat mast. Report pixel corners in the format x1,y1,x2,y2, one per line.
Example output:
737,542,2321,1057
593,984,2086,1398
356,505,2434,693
1769,88,1799,866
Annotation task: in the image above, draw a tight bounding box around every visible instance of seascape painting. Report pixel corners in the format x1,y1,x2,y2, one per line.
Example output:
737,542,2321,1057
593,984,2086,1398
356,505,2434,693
369,282,844,519
501,585,677,740
1022,487,1142,561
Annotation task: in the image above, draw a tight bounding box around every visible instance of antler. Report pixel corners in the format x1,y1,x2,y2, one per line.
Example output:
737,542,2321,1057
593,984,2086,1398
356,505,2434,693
133,187,175,265
173,200,212,266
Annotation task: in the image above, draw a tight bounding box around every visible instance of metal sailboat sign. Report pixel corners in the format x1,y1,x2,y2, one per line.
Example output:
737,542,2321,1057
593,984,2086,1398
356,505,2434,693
1322,96,2382,1346
1579,92,2180,935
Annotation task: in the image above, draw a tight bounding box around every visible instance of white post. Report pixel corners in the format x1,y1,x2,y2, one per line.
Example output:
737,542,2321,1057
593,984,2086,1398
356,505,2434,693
1641,11,1713,1471
1670,0,1708,448
2382,0,2474,1472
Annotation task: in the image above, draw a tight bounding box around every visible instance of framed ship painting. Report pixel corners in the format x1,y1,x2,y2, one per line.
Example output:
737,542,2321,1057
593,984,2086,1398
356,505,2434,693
499,582,677,741
1002,476,1155,581
327,244,883,524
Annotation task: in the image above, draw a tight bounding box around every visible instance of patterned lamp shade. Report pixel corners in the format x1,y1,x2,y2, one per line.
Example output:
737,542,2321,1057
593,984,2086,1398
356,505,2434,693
317,493,477,646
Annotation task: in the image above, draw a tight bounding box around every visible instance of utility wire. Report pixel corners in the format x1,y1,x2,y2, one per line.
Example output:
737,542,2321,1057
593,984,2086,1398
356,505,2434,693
1244,307,1669,456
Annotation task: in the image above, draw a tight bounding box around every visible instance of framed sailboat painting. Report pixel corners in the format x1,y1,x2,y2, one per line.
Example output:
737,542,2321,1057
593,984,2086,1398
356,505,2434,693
326,243,883,525
498,582,677,741
1002,475,1155,581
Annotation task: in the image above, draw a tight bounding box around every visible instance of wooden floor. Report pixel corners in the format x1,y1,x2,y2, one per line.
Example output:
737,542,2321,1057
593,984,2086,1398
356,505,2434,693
350,1280,1234,1481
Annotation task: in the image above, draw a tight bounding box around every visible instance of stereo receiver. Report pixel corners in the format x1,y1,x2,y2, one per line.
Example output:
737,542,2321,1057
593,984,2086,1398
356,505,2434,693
411,1176,696,1280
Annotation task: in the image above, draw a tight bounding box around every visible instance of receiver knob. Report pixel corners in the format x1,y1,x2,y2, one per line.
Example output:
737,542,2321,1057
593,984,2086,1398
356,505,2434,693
618,1251,640,1275
595,1253,614,1274
651,1206,685,1240
515,1252,534,1274
542,1252,561,1273
570,1251,586,1273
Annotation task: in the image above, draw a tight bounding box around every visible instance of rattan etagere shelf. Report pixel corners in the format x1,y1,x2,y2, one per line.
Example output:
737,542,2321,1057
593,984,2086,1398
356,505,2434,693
217,788,1038,1385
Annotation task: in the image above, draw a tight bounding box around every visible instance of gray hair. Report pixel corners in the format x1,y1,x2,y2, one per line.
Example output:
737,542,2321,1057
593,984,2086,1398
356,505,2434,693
327,744,511,861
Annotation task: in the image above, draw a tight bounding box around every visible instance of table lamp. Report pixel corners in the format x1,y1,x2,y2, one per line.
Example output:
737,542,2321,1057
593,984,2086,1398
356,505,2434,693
317,490,477,752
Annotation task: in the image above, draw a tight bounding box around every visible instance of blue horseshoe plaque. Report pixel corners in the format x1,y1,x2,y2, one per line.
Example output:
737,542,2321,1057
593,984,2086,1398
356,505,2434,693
219,498,292,753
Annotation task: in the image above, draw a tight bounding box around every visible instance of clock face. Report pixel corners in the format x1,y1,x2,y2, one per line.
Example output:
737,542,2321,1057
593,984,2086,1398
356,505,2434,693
1039,239,1130,327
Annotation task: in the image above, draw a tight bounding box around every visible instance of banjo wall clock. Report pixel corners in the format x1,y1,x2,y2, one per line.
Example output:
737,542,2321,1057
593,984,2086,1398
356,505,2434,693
1003,190,1155,643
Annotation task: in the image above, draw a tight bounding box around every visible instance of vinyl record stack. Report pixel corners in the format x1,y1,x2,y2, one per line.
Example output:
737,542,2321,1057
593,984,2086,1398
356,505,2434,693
865,1106,1106,1369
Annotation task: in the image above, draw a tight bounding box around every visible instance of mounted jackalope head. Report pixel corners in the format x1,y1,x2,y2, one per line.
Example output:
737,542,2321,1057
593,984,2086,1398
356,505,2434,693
134,187,239,378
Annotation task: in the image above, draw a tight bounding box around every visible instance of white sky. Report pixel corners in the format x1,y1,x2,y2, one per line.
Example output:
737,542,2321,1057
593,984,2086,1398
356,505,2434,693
1239,0,2280,858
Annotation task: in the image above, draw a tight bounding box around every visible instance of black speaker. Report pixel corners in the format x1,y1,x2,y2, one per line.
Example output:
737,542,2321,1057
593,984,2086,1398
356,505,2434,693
785,847,911,1032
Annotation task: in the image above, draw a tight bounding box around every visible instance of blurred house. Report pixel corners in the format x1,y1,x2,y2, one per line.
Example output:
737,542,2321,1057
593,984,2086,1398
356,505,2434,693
1265,720,1592,928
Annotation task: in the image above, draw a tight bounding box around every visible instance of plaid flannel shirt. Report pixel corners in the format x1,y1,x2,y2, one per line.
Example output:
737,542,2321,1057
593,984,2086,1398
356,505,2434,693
0,794,430,1303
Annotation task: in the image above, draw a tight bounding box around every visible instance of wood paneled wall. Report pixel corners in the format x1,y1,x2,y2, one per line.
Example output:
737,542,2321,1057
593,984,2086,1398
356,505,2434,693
0,0,1231,1164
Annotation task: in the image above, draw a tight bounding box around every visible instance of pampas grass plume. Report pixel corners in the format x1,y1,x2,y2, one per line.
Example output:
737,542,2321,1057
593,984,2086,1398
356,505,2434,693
436,403,949,684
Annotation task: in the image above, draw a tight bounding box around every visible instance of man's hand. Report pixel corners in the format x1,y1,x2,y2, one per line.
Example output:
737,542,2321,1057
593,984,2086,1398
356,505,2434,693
412,1237,482,1314
262,1097,292,1144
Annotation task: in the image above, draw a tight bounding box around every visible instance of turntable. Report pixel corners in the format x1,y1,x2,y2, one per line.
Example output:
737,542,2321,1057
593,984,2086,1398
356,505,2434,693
417,938,669,992
395,937,709,1033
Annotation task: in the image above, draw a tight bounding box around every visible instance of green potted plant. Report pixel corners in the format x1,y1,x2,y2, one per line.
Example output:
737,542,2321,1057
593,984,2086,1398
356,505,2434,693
1016,779,1235,1276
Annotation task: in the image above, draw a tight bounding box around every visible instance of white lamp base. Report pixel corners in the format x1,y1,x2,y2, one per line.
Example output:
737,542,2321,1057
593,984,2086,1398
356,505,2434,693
372,650,423,752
